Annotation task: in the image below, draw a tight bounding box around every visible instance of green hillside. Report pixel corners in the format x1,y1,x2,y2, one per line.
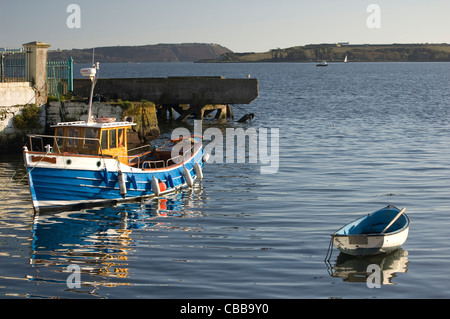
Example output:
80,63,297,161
199,43,450,63
48,43,231,63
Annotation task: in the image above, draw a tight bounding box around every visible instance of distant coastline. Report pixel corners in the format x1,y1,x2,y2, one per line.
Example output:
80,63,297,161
48,43,231,63
197,43,450,63
48,42,450,63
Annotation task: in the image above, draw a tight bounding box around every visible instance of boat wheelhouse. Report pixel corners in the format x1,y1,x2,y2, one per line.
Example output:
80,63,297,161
51,119,131,162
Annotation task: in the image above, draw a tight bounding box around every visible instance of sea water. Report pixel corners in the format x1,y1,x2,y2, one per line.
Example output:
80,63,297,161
1,62,450,299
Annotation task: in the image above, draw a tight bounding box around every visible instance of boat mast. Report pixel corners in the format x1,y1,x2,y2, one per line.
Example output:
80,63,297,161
81,49,99,123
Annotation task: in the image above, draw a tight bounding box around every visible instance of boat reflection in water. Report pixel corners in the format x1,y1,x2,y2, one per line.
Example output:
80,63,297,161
29,186,204,294
326,249,409,285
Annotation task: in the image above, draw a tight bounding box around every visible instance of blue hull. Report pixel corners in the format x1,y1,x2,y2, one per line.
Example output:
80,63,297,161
26,146,205,212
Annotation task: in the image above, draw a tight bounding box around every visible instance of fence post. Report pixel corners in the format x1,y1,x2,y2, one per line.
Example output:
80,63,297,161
1,54,3,82
68,56,73,92
23,41,51,106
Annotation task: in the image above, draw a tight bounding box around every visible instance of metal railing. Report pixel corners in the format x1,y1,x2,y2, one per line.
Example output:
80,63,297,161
27,134,104,157
47,57,73,96
125,145,153,168
0,49,26,82
142,160,166,169
27,134,200,169
119,144,198,169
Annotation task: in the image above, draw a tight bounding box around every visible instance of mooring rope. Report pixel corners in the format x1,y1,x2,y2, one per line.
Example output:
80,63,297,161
0,159,24,200
0,150,50,200
324,236,334,263
324,236,335,276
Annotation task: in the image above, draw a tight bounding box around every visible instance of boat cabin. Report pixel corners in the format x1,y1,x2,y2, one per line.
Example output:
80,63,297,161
52,120,135,164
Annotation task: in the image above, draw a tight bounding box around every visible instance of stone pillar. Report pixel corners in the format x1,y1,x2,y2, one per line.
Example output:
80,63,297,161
23,41,51,106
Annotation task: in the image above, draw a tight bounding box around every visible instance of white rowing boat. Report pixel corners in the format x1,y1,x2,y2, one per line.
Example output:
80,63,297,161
331,206,409,256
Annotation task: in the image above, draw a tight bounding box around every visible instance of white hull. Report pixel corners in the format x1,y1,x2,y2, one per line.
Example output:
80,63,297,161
332,227,409,256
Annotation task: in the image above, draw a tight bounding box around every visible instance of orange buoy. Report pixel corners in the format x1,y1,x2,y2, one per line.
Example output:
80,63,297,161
159,180,167,192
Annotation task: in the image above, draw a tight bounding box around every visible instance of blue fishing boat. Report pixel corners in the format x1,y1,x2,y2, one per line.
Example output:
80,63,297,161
23,61,206,213
331,206,410,256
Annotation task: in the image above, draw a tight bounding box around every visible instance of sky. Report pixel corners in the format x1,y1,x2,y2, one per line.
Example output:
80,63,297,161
1,0,449,52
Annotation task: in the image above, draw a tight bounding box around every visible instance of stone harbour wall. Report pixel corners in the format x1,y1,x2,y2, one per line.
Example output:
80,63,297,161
0,82,36,107
46,101,124,126
0,104,46,151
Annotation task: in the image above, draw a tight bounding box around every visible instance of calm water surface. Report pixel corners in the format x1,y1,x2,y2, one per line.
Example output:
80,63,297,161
1,62,450,298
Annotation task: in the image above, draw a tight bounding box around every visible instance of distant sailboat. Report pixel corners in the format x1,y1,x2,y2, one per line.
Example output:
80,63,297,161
344,55,348,63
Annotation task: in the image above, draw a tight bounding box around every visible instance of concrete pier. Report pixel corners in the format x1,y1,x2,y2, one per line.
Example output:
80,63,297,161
73,76,258,121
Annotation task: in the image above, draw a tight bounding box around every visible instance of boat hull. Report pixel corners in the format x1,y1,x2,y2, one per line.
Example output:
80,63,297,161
331,206,410,256
24,143,205,212
332,227,409,256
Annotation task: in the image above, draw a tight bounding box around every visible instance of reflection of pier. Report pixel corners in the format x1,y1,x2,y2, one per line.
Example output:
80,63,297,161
74,76,259,121
327,249,409,285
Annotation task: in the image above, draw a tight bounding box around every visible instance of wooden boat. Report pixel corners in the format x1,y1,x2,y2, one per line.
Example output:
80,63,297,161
331,206,409,256
23,61,206,213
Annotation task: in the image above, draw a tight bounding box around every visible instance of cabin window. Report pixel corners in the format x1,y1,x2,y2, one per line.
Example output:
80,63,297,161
118,128,125,147
56,127,64,136
55,127,64,150
84,128,98,149
101,130,108,150
68,128,79,147
109,129,117,148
